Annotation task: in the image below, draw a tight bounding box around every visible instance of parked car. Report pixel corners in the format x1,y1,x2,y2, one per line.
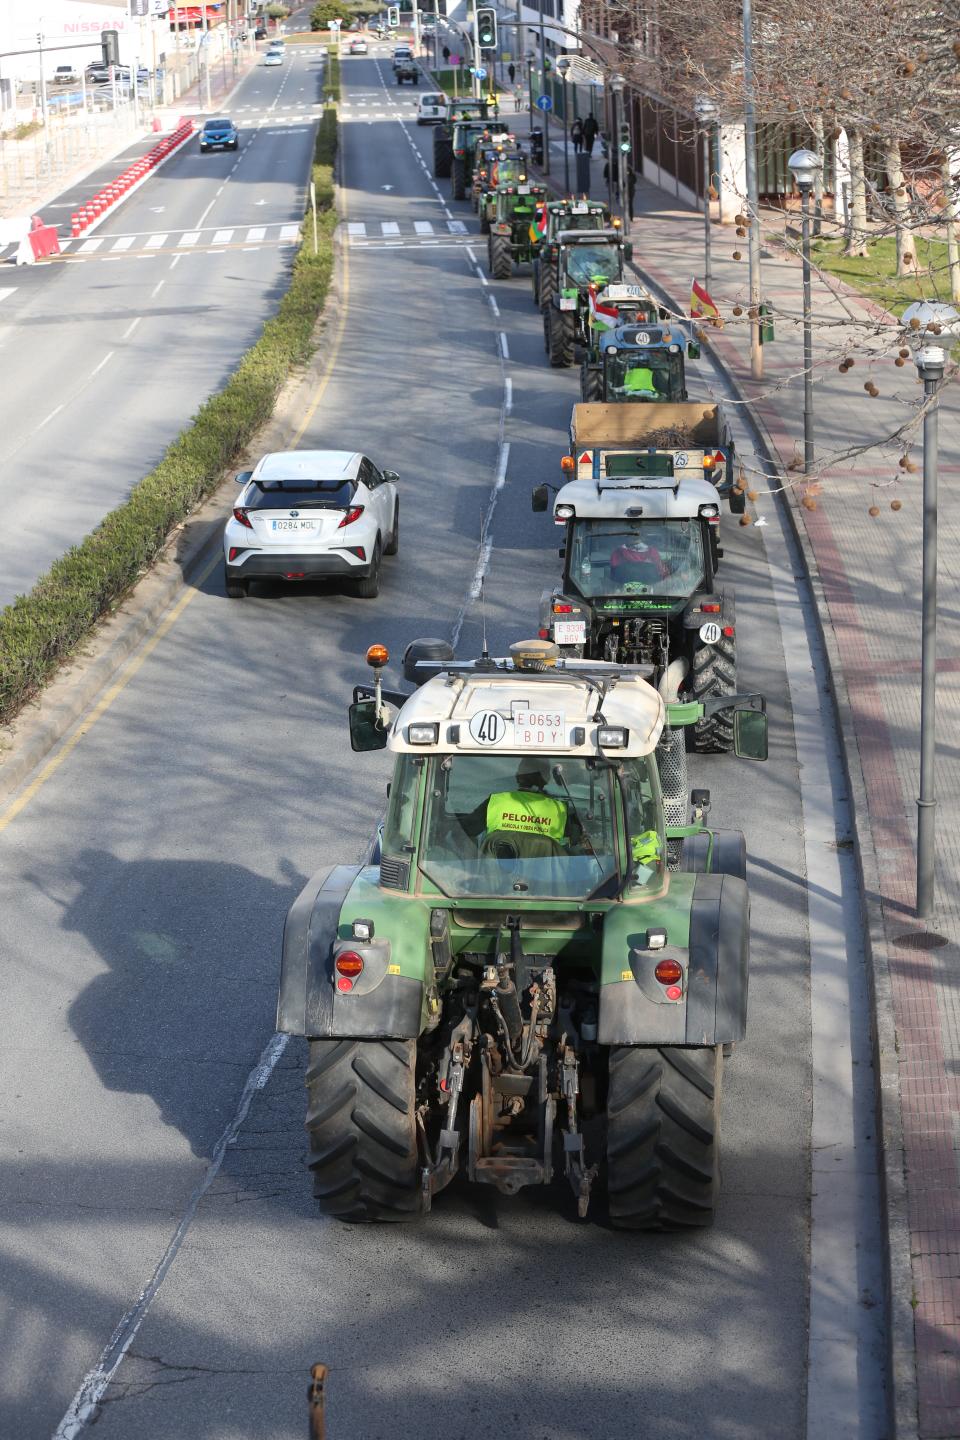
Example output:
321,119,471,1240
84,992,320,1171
52,64,79,86
416,91,447,123
349,38,368,54
264,48,283,65
199,116,239,152
223,450,400,599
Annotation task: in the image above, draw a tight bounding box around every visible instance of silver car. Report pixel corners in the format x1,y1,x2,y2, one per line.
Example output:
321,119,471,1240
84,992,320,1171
223,450,399,598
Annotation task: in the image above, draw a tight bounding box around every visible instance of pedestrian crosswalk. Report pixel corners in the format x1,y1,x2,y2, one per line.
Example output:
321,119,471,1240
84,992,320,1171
345,218,471,246
0,221,303,264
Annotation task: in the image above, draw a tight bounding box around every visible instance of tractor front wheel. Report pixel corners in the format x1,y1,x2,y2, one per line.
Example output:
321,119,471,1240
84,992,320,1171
305,1038,421,1222
433,134,452,178
451,156,467,200
538,263,556,313
546,307,575,367
580,362,603,401
689,633,737,753
606,1044,723,1230
489,233,513,280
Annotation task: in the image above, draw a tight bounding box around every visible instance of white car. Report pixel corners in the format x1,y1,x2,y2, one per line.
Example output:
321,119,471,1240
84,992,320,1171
349,38,368,54
264,48,283,65
416,91,448,124
223,450,399,598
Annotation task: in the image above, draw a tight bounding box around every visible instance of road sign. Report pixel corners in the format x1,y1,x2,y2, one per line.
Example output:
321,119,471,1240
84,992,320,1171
475,66,487,79
450,52,460,64
535,94,553,112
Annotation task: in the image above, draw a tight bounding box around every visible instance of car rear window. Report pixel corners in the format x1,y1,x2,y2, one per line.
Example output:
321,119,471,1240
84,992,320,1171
245,479,357,509
204,118,231,130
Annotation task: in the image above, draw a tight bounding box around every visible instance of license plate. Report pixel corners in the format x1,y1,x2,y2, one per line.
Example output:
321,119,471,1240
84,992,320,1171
572,203,588,213
270,518,315,532
513,709,568,748
558,297,576,310
553,620,586,645
517,184,530,194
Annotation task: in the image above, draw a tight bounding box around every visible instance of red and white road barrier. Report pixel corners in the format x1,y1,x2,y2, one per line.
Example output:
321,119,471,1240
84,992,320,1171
15,215,61,266
67,118,195,242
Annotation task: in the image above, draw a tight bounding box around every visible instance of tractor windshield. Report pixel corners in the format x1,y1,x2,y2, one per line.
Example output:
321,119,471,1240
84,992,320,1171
568,518,706,598
564,245,623,287
605,349,685,400
416,753,663,900
552,210,608,238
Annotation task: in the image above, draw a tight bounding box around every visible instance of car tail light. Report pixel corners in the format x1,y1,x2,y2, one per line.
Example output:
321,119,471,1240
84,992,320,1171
338,505,364,528
654,959,683,985
233,507,252,529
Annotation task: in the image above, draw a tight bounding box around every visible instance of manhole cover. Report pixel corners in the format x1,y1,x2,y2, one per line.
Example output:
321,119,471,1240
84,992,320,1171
892,931,949,952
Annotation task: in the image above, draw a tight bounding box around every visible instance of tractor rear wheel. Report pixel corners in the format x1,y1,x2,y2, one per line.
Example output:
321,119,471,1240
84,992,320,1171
690,633,737,753
546,307,575,367
305,1038,421,1222
433,133,452,178
489,233,512,279
538,263,556,313
580,362,602,401
606,1044,723,1230
451,156,467,200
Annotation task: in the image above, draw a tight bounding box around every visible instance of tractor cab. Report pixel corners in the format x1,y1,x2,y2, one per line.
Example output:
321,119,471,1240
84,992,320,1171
487,182,548,277
557,229,631,292
533,201,613,306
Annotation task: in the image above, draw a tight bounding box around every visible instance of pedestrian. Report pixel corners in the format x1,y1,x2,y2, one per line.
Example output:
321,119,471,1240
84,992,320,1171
571,118,583,154
514,83,523,112
626,165,636,221
508,62,516,85
581,112,598,156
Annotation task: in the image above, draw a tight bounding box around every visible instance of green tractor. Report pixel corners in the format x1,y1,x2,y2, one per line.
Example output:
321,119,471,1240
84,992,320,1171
474,147,528,232
278,637,768,1228
432,99,498,179
532,198,612,308
487,181,548,278
543,228,633,369
450,120,510,200
581,317,701,402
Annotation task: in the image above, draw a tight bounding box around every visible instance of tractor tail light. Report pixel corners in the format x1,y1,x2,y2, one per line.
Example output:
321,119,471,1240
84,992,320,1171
654,959,683,985
233,507,252,529
553,603,573,614
723,625,735,637
335,951,364,992
338,505,365,528
560,455,575,472
701,603,721,613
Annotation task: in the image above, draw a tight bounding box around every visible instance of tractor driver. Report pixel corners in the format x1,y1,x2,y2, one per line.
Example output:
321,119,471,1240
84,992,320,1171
621,361,665,398
608,534,670,586
485,759,569,850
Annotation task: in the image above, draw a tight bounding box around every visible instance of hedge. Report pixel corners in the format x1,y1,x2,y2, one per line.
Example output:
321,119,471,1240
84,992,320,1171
0,107,339,726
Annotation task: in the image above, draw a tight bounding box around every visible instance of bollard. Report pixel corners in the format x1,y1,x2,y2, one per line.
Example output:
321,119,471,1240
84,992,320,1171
71,214,81,236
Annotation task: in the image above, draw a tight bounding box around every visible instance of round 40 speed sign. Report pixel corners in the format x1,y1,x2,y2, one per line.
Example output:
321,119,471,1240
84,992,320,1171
469,710,508,745
699,621,722,645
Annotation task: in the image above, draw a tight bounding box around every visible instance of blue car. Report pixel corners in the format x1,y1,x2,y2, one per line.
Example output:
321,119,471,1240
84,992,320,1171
199,116,239,152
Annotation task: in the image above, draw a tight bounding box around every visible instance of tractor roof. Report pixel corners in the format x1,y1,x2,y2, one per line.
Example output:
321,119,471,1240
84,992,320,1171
553,474,721,522
387,652,665,758
557,228,624,245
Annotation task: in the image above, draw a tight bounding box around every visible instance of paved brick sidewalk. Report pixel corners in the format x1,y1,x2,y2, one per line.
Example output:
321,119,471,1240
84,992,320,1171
514,114,960,1438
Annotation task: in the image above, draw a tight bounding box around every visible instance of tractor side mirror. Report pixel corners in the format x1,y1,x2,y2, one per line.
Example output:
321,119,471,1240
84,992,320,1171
734,708,768,761
623,241,634,261
348,698,389,752
558,545,566,558
235,470,253,484
531,484,548,512
658,306,669,320
688,341,701,359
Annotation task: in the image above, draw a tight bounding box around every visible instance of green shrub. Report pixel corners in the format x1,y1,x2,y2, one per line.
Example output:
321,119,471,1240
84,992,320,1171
0,108,339,725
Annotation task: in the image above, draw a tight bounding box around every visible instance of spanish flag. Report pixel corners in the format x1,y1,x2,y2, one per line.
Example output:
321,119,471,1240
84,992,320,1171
691,278,721,326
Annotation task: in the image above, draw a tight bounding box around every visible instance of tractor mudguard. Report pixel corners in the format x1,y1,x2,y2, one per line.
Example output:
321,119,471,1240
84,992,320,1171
680,827,746,879
683,589,735,629
597,872,749,1046
277,864,425,1039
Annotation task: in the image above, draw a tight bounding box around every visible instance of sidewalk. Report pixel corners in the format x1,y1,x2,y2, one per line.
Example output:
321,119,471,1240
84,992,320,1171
518,115,960,1439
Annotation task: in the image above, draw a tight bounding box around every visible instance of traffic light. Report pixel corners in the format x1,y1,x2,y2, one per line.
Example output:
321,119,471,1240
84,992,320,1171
387,6,400,28
475,6,497,50
619,121,631,155
101,29,120,67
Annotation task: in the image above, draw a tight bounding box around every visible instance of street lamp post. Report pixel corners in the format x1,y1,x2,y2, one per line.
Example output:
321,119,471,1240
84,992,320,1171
901,301,960,917
557,56,570,195
788,147,822,476
742,0,763,379
694,96,719,294
609,73,625,219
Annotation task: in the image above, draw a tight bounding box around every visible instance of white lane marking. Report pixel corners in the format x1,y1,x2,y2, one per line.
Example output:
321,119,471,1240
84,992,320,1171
447,220,468,234
246,226,267,241
169,254,181,270
380,221,400,235
144,233,167,249
215,185,225,196
504,377,512,415
36,404,64,430
347,222,366,236
443,206,454,220
150,280,164,300
212,228,234,244
53,1033,290,1440
413,220,434,234
498,332,509,360
0,287,15,304
279,223,300,240
110,236,135,252
77,238,103,253
122,317,141,340
178,232,201,247
488,294,500,318
494,441,510,491
194,198,217,228
90,350,114,377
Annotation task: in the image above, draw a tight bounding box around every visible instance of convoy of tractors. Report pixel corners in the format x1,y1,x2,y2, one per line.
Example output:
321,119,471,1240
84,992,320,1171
278,95,769,1233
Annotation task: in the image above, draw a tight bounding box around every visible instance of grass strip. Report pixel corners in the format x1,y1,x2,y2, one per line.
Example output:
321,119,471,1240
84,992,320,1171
0,106,339,727
810,235,955,316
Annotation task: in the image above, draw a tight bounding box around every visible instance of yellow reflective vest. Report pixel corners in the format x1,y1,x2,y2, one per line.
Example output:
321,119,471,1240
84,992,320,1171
624,365,657,394
486,790,567,842
632,829,661,865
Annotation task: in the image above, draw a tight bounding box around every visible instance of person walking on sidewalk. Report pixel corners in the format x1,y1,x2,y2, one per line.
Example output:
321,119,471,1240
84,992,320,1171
581,113,598,156
508,62,516,85
514,83,524,112
571,118,583,153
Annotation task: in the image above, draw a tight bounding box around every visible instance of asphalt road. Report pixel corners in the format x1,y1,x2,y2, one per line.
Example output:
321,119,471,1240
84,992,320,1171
0,49,885,1440
0,42,324,606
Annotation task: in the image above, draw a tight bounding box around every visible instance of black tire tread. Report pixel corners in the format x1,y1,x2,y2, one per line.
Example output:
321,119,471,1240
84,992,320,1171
690,634,737,753
384,501,399,555
607,1044,722,1230
433,134,452,178
305,1038,420,1222
580,362,603,401
546,306,575,367
451,155,467,200
490,233,512,279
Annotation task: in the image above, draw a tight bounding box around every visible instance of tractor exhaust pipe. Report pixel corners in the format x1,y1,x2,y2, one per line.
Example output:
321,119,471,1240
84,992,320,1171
658,657,689,704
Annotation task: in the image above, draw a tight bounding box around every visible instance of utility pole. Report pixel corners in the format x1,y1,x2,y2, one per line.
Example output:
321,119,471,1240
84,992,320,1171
538,5,549,171
742,0,763,379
